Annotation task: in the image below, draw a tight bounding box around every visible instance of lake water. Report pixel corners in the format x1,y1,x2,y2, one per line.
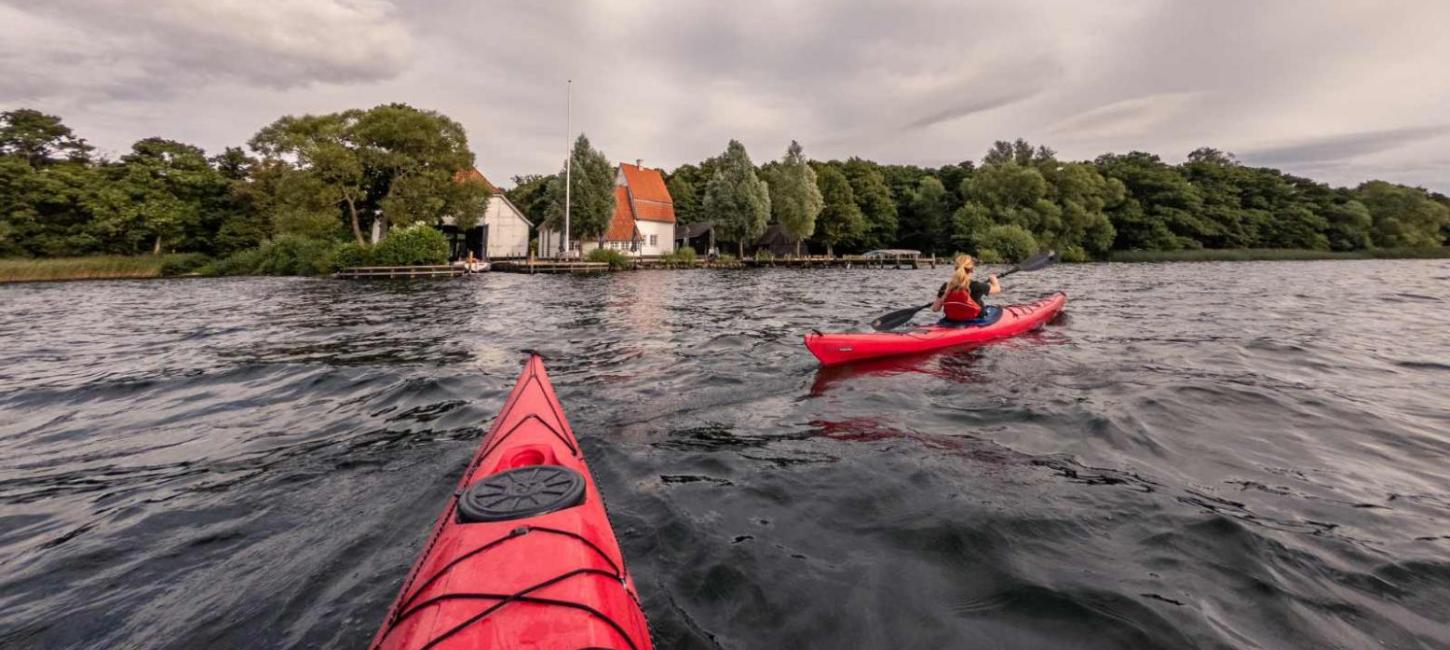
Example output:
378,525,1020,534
2,260,1449,649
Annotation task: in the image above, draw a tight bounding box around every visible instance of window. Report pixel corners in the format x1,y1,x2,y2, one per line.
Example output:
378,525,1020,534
649,234,657,247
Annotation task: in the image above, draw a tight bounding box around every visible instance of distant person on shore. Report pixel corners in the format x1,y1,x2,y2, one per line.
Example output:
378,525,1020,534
931,254,1000,322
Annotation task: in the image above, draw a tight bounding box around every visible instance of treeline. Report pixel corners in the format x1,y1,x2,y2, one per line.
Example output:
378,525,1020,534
4,106,1448,268
511,139,1450,262
0,106,483,272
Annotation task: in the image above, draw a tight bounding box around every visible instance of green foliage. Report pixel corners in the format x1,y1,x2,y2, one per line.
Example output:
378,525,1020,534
660,247,697,264
1094,151,1204,250
158,253,211,276
976,224,1039,262
506,174,554,228
1356,180,1449,248
4,104,1447,270
813,165,864,255
328,241,374,270
1,109,93,166
666,174,699,224
203,235,337,276
90,138,231,255
842,158,897,250
586,247,633,270
251,104,482,245
373,222,448,266
950,202,992,253
755,249,775,261
902,176,950,254
975,248,1004,264
1058,246,1089,263
545,135,614,244
766,141,823,255
701,140,771,255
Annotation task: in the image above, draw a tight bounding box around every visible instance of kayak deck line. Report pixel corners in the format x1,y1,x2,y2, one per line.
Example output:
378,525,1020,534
371,354,653,650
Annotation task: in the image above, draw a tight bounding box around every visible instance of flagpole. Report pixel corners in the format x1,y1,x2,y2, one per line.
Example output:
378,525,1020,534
562,80,572,257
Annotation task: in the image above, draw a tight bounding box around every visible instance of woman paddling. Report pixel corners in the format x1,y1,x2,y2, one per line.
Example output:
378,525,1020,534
931,254,1001,322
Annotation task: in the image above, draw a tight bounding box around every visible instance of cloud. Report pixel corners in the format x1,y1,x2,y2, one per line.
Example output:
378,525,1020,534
1049,92,1202,140
1240,125,1450,166
3,0,1450,192
0,0,412,103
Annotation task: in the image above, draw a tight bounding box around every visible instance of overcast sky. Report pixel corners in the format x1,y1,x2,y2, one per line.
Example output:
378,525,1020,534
3,0,1448,191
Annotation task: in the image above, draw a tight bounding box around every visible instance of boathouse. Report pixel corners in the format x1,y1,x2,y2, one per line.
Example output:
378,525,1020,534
444,168,532,259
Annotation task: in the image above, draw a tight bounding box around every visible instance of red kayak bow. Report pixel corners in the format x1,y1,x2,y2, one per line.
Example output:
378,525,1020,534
371,354,652,650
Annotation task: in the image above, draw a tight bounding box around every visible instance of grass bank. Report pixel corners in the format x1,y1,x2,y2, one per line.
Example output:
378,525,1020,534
0,254,208,283
1108,247,1450,263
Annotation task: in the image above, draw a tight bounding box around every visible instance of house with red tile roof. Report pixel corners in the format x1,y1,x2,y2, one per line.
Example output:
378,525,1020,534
538,160,676,257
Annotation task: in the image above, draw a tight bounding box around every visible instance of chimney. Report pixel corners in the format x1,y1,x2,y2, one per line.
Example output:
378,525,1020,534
635,158,643,168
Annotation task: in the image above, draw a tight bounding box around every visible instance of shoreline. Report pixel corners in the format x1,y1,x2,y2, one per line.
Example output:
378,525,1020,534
5,248,1448,284
1107,247,1450,263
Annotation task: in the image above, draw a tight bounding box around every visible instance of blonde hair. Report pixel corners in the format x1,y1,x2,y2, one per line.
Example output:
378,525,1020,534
946,254,975,293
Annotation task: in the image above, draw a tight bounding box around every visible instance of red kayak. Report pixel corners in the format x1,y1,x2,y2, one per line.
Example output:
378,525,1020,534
371,354,652,650
805,292,1067,366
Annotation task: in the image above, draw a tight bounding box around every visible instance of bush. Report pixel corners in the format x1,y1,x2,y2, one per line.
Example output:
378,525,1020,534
158,253,211,276
255,235,336,275
1058,245,1089,263
374,223,449,266
755,250,775,261
716,253,737,263
976,224,1038,262
202,235,335,276
328,241,374,271
586,247,633,270
661,247,697,264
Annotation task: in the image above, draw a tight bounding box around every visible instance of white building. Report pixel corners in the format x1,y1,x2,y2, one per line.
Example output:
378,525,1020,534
447,168,532,259
537,160,676,257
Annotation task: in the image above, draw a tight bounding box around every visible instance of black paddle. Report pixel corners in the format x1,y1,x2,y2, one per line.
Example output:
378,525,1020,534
869,250,1058,331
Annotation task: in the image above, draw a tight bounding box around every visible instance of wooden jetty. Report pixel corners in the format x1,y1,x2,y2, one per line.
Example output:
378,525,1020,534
742,254,936,269
335,265,465,279
491,260,609,274
634,258,745,270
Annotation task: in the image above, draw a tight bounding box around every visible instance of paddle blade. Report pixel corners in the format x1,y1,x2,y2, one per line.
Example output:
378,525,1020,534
998,250,1057,277
871,303,932,331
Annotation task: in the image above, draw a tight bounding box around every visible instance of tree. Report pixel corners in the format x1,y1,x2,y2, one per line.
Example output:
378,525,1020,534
842,158,897,250
505,174,555,228
902,176,949,254
86,138,229,254
352,104,485,234
976,224,1039,262
0,109,93,166
1356,181,1450,248
1321,200,1373,251
1095,152,1206,250
0,156,103,256
543,134,614,248
701,140,771,256
950,202,992,253
667,174,699,224
813,165,863,256
766,141,823,256
251,110,369,244
250,104,484,245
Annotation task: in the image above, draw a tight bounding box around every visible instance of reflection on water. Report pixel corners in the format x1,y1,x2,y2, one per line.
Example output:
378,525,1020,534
2,260,1449,649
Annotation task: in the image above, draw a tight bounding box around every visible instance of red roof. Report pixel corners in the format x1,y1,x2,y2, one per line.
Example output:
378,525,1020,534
618,163,675,223
453,167,499,194
604,186,639,242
